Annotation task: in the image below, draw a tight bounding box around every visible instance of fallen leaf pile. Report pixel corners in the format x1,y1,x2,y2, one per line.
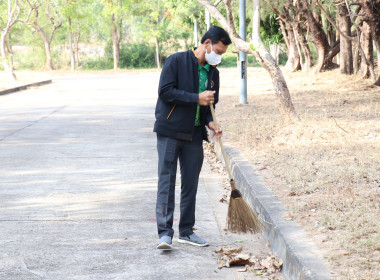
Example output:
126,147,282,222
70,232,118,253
203,142,226,175
214,246,283,276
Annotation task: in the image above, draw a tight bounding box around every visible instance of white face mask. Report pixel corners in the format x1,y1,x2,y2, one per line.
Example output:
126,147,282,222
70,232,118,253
205,43,222,65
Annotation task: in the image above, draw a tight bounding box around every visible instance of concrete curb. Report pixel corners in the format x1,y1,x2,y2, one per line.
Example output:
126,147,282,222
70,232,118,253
0,79,52,96
214,142,331,280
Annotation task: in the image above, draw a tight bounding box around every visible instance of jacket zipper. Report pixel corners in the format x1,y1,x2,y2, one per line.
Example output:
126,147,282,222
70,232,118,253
167,104,176,119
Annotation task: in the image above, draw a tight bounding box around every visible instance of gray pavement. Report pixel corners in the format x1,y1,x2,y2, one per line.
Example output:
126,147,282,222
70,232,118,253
0,73,278,280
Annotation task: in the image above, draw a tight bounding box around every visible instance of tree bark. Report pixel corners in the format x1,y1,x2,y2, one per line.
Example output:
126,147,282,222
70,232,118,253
279,20,290,51
198,0,298,122
338,5,353,74
360,22,373,78
299,0,333,73
359,0,380,85
353,40,360,74
266,1,310,71
35,27,53,71
284,25,301,72
75,31,80,69
68,17,75,72
1,30,16,80
296,27,313,71
112,13,119,70
30,3,62,71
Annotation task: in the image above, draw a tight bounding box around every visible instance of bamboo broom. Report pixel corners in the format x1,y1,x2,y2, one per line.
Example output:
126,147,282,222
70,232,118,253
209,104,262,234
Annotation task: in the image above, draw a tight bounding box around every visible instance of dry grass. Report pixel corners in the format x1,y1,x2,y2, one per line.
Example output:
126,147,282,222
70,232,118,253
217,67,380,280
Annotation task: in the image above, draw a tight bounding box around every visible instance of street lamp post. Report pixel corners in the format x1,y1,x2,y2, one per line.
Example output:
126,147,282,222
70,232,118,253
239,0,248,104
205,8,211,30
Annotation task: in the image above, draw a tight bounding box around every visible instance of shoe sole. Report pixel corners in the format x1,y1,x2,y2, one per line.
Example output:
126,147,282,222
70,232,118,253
157,242,172,250
178,239,209,247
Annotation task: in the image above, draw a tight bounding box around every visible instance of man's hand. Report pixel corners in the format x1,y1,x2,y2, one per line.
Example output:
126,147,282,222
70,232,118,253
198,90,215,106
208,121,222,140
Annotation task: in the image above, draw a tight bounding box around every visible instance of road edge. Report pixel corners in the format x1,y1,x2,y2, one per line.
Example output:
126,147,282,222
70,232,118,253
214,141,332,280
0,80,52,96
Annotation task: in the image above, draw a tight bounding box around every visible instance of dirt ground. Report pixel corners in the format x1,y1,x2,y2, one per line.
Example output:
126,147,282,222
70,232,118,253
217,67,380,280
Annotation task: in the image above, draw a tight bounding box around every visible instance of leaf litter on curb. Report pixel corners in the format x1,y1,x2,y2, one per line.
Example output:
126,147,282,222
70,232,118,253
204,142,231,203
214,246,283,276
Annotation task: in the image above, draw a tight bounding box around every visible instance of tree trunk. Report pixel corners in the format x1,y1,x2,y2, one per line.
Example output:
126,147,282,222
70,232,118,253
374,41,380,86
75,31,80,69
279,20,290,51
112,14,119,70
269,44,280,64
41,34,53,70
155,37,160,69
360,22,373,78
68,17,75,72
353,41,360,74
299,0,332,73
294,22,312,71
199,0,298,122
359,0,380,85
198,0,298,122
284,25,301,72
33,24,53,71
339,5,353,74
1,30,16,80
251,0,297,121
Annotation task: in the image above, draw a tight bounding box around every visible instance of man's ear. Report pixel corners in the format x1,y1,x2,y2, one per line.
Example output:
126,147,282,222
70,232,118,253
203,39,211,46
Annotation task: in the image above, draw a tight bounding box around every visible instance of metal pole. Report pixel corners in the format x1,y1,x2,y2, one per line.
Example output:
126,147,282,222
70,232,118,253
239,0,247,104
205,8,211,30
194,20,198,48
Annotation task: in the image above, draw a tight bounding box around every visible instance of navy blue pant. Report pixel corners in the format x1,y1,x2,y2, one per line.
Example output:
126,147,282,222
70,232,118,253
156,127,204,238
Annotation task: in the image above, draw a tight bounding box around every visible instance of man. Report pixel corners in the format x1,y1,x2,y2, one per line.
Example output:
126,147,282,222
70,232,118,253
154,26,232,250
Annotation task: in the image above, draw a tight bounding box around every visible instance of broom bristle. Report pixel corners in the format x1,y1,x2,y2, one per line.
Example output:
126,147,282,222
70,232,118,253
227,185,262,234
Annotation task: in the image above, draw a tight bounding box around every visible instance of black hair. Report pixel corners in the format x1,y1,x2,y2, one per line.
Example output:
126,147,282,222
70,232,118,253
200,26,232,46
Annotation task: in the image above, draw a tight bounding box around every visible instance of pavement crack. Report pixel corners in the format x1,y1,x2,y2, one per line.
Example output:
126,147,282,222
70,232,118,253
0,103,73,142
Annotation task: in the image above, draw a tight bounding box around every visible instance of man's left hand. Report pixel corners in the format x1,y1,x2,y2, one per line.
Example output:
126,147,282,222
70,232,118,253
208,121,223,140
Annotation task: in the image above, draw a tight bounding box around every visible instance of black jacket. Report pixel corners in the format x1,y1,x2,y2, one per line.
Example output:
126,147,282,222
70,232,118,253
153,49,219,141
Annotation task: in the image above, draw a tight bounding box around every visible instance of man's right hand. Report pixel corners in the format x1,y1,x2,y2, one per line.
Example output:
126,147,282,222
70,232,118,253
198,90,215,106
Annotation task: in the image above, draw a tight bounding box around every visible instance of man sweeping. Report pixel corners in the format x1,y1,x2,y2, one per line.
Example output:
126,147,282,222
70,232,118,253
154,26,232,250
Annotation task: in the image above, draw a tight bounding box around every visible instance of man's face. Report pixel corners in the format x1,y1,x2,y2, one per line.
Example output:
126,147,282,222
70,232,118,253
205,39,228,55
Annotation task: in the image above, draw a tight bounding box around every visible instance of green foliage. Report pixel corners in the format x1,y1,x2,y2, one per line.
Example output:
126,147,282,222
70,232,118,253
119,43,158,68
83,42,159,69
260,14,283,46
82,58,113,70
218,52,260,68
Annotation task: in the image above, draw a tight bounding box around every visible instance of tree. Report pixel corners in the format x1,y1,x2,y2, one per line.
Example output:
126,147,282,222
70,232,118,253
101,0,137,70
62,0,81,71
132,0,192,69
26,0,63,71
338,4,353,74
198,0,298,122
0,0,33,79
358,0,380,85
260,14,284,65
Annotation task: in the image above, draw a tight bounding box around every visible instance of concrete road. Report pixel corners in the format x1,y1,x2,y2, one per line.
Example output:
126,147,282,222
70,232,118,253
0,72,277,280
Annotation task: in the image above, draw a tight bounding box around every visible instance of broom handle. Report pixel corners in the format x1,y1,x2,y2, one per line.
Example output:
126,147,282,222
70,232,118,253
209,104,235,186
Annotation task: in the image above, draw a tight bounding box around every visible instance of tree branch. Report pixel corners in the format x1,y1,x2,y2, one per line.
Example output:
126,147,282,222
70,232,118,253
214,0,222,6
315,0,356,41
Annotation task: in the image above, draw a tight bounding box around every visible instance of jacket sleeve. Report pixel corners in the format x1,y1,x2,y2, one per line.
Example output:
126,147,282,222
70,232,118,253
158,55,199,104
